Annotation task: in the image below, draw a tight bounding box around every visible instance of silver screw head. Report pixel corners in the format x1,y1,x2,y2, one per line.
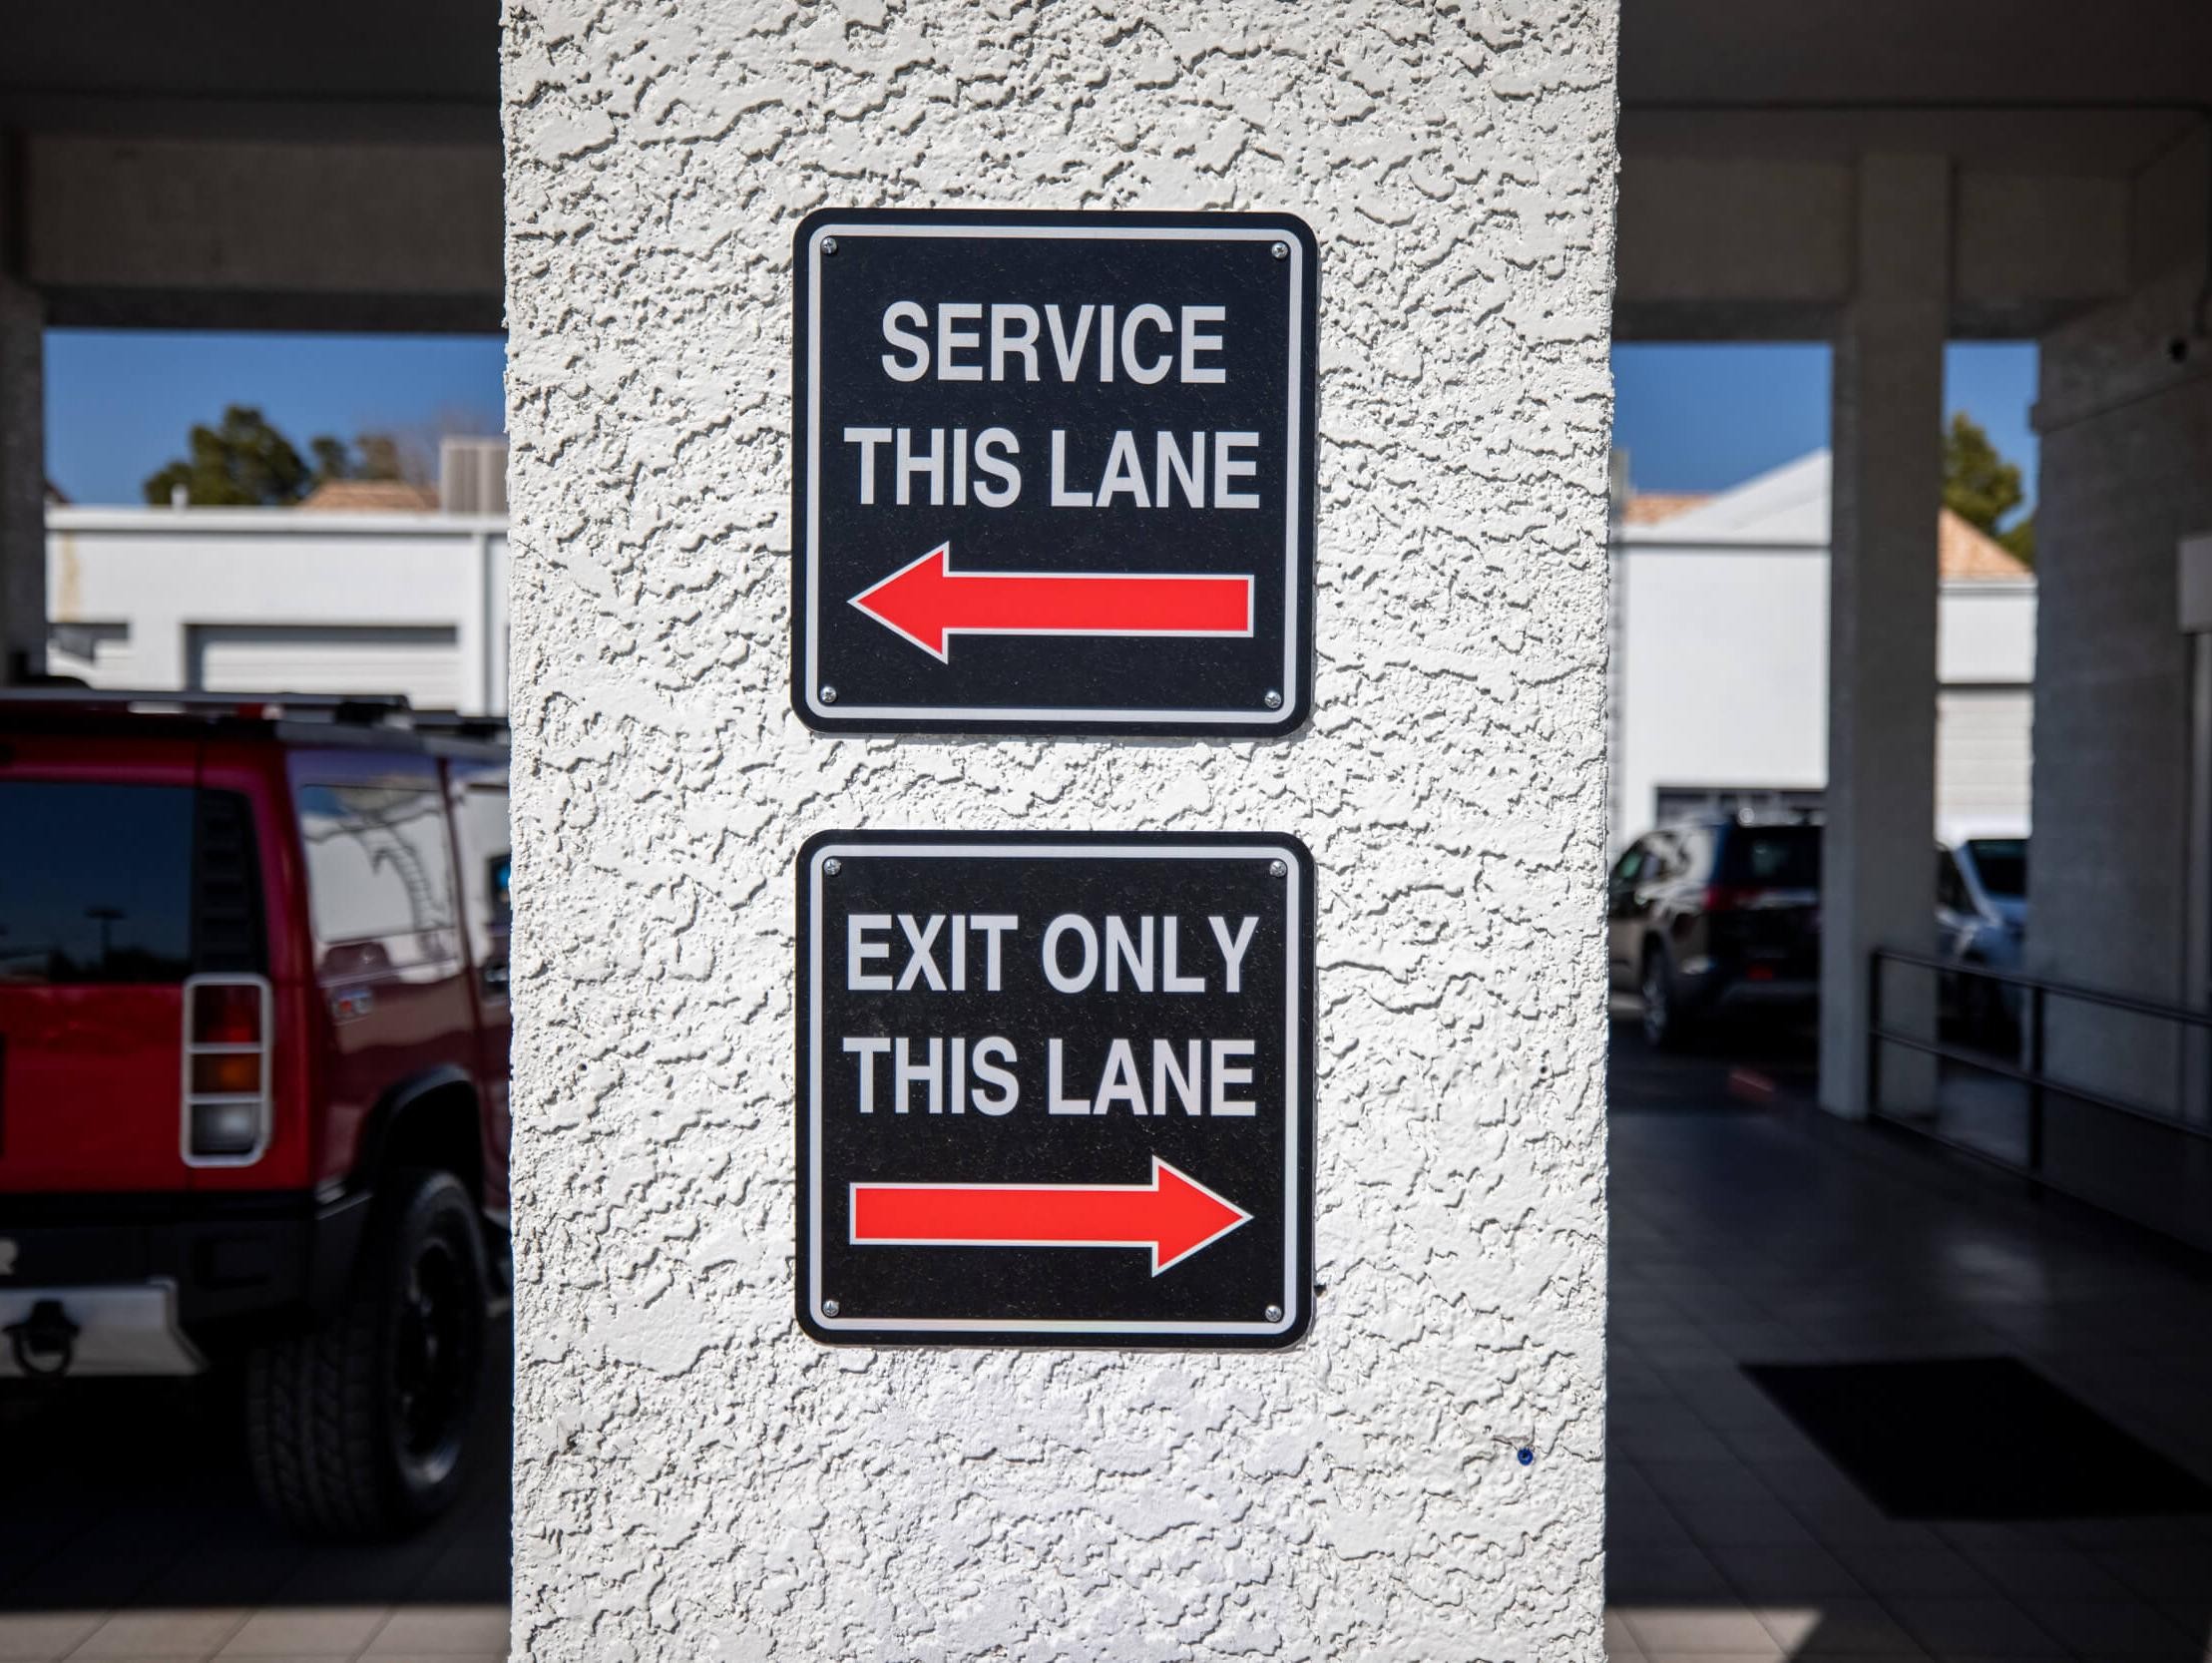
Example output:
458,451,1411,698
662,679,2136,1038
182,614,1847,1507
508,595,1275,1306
1265,1304,1284,1323
823,857,842,877
1269,859,1288,879
1272,241,1288,260
1264,689,1283,709
821,236,839,255
822,1299,840,1317
819,685,838,704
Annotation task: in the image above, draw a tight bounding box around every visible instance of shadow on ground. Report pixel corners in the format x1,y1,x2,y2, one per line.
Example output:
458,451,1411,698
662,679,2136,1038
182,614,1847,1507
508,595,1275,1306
0,1324,510,1613
1605,992,1819,1114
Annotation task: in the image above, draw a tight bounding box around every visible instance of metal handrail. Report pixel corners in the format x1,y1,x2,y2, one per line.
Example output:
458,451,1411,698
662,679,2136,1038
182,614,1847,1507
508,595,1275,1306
0,687,410,711
1869,950,2212,1235
1871,947,2212,1030
1867,1022,2212,1142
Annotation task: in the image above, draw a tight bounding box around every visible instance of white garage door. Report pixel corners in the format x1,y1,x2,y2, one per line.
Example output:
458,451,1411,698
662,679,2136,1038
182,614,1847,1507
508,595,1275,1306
1938,685,2032,830
189,625,463,711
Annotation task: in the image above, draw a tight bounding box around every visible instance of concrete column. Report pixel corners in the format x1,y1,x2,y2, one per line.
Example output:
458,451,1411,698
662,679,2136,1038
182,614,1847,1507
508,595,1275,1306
2030,264,2212,1116
0,275,44,681
503,4,1619,1658
1821,155,1948,1118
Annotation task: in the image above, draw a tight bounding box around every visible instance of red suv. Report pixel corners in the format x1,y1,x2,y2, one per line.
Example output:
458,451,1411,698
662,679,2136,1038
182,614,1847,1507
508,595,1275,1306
0,692,510,1538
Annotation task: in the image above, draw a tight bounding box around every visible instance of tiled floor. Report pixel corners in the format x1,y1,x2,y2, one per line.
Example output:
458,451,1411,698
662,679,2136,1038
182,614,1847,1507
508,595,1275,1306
0,1601,509,1661
1607,1014,2212,1662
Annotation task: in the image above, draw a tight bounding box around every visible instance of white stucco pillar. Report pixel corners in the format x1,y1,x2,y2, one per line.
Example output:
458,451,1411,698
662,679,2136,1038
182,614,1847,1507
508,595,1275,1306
0,273,45,681
502,5,1619,1657
1821,155,1947,1118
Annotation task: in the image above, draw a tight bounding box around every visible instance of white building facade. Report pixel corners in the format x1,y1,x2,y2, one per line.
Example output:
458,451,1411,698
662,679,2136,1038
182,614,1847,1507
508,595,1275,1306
45,505,510,716
1611,450,2036,850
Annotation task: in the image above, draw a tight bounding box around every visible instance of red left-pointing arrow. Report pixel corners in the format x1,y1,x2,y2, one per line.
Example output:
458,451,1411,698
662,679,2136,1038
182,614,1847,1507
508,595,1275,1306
849,1156,1252,1275
849,543,1255,662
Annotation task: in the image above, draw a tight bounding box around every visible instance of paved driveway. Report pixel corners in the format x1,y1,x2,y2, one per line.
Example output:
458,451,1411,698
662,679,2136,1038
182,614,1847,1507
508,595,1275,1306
1607,1013,2212,1662
0,1331,509,1661
10,1020,2212,1663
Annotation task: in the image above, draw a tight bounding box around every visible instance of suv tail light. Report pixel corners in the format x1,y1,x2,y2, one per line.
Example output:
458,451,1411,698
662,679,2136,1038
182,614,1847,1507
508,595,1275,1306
183,974,272,1164
1702,884,1784,913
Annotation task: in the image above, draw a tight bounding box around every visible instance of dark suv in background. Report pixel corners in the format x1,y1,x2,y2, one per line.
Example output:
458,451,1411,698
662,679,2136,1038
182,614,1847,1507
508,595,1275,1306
1608,814,1823,1048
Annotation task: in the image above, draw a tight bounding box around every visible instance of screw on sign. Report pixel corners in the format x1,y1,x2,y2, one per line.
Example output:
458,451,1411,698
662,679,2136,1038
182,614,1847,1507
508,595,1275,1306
790,209,1319,736
795,831,1316,1347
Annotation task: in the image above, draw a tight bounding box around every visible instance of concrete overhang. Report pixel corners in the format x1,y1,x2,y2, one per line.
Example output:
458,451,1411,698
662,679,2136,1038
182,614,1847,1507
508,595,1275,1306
1614,0,2212,341
0,0,500,332
4,0,2209,343
0,0,496,142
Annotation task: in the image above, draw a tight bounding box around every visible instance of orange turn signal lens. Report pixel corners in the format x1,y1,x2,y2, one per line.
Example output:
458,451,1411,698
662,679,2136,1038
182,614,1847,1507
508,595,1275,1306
191,1052,262,1095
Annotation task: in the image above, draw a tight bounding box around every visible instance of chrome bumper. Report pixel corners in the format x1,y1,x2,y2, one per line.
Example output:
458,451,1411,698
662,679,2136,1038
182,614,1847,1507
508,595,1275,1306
0,1281,205,1378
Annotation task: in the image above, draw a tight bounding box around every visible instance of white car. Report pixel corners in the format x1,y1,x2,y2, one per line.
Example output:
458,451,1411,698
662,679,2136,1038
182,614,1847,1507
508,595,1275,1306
1939,833,2028,1038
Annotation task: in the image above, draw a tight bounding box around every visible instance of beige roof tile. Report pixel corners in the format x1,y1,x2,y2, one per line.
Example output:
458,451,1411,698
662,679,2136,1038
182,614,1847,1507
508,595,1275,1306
1620,491,1711,526
1939,507,2030,580
297,479,439,512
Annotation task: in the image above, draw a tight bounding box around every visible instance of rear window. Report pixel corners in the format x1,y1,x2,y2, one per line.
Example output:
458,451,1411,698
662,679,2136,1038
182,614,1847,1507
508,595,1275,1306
297,783,457,946
1718,826,1822,889
0,782,197,984
1967,838,2027,900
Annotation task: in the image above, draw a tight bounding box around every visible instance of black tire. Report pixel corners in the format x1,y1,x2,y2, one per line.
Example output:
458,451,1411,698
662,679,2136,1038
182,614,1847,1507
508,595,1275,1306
245,1168,487,1539
1641,945,1689,1051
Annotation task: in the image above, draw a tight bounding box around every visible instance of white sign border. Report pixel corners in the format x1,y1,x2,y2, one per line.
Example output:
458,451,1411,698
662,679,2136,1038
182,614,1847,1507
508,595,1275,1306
799,220,1307,729
803,839,1305,1340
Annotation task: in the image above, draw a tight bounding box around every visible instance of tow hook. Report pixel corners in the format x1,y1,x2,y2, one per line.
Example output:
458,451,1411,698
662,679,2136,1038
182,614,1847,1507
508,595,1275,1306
5,1299,80,1378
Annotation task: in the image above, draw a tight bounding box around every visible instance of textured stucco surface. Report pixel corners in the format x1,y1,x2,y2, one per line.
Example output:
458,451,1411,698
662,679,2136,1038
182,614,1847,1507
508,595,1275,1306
502,3,1619,1657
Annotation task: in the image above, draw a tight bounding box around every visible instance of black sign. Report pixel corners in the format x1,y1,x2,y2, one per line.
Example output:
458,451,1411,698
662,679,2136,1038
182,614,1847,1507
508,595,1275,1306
796,831,1314,1347
791,209,1318,736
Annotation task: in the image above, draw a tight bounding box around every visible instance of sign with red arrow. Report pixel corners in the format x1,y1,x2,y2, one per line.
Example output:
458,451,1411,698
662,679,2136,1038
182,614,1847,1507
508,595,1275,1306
796,832,1315,1348
850,1157,1252,1274
791,208,1317,735
850,544,1253,663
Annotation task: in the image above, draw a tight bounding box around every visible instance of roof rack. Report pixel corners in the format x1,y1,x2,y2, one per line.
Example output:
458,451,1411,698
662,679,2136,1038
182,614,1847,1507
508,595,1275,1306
406,711,512,741
0,688,417,726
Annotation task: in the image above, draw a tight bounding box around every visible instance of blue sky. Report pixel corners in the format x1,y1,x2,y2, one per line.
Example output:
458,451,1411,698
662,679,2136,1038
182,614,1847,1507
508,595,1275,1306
43,328,2040,518
1611,340,2039,519
45,330,507,505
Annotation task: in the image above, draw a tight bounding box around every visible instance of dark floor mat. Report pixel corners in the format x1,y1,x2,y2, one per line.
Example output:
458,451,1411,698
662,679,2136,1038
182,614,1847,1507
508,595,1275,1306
1744,1356,2212,1520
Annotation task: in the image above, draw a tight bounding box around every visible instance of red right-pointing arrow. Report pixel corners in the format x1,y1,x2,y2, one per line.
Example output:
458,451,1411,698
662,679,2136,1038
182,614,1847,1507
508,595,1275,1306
849,1156,1252,1275
849,543,1254,662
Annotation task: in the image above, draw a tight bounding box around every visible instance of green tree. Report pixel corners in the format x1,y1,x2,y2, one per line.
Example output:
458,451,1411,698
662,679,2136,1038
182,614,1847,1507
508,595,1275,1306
308,435,352,487
308,432,407,488
1943,411,2035,567
351,434,405,481
143,405,316,507
145,408,411,506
